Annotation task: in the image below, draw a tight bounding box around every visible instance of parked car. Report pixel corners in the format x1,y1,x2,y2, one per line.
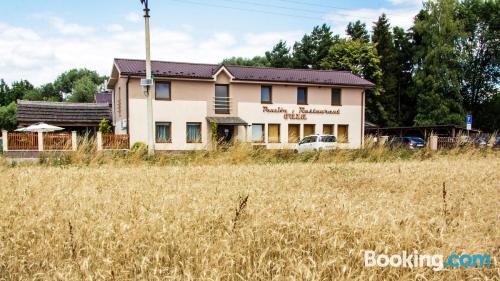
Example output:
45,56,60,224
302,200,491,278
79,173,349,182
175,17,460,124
473,136,489,148
493,136,500,149
295,134,337,153
388,136,426,149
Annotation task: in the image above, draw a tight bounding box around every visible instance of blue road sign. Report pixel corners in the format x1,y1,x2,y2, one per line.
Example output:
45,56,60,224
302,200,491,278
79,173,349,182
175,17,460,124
466,115,472,125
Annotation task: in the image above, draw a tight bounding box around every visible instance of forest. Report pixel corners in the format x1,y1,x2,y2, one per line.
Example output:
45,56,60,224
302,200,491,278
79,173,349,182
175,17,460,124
223,0,499,130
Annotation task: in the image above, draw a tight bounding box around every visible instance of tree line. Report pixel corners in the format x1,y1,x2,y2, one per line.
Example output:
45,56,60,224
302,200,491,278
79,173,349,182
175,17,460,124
223,0,499,131
0,69,107,131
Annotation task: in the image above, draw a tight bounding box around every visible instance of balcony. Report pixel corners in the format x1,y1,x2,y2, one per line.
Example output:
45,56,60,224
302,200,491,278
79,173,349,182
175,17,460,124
213,96,231,114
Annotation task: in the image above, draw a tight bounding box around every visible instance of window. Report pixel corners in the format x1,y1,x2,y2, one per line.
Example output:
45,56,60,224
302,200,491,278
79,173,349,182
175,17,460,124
186,122,202,143
323,124,334,135
288,124,300,143
215,84,229,114
320,135,337,143
156,82,171,100
155,122,171,143
301,136,317,144
261,86,272,104
304,124,315,136
252,124,264,143
297,87,308,105
268,124,280,143
338,125,349,143
331,88,342,106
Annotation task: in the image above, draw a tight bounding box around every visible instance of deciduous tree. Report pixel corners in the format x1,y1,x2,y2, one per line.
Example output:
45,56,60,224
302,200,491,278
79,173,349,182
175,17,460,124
321,39,387,125
412,0,465,126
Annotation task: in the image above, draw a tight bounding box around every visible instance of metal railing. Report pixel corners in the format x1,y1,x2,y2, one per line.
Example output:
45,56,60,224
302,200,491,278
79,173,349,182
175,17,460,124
102,134,129,150
43,133,72,150
7,133,38,150
213,96,231,114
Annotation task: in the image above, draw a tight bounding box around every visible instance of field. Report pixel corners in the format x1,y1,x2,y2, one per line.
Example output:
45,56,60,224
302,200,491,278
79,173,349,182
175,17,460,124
0,150,498,280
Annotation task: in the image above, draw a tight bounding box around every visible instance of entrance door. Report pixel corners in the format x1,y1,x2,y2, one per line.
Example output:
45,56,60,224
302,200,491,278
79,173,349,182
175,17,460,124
217,125,234,144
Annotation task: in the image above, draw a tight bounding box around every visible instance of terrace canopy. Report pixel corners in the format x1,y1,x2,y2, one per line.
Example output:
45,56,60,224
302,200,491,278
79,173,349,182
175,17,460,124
206,116,248,125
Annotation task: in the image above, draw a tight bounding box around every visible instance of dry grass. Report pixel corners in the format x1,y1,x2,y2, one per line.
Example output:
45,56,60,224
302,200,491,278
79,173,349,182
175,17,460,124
0,151,498,280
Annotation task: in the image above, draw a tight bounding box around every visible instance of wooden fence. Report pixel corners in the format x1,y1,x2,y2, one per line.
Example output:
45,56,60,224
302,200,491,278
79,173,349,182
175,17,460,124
43,133,72,150
102,134,129,150
7,132,38,150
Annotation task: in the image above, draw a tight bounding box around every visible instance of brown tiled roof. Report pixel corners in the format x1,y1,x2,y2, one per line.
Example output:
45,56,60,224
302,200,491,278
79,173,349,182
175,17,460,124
226,65,374,87
115,58,218,79
16,100,112,127
114,58,374,88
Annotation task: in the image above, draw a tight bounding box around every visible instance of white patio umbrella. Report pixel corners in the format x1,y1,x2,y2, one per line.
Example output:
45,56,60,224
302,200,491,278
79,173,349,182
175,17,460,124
15,122,64,133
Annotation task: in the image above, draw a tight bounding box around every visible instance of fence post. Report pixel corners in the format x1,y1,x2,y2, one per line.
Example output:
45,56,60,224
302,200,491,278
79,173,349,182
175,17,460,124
379,136,389,146
2,130,7,151
430,136,438,150
97,131,103,151
38,131,44,151
71,131,77,151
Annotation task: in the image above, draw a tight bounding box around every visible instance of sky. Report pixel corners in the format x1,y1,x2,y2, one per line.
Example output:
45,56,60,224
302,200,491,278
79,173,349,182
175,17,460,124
0,0,423,86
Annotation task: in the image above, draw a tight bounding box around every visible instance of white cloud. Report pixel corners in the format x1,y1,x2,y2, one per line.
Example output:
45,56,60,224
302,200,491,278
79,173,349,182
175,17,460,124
387,0,422,6
48,17,95,35
125,12,141,23
106,24,125,33
0,20,304,86
324,7,420,36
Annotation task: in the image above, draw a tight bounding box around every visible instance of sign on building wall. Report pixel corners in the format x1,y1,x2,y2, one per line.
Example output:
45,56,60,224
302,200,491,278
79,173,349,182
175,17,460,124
262,106,340,120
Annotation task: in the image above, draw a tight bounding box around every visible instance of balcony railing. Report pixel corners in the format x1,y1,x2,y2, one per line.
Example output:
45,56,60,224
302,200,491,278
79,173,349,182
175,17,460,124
213,96,231,114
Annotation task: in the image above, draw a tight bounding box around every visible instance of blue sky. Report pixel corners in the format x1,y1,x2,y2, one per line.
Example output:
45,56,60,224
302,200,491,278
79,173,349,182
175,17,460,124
0,0,422,85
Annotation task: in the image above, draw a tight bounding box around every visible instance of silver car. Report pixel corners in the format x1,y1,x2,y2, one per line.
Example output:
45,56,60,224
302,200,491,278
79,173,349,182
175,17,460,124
295,134,337,153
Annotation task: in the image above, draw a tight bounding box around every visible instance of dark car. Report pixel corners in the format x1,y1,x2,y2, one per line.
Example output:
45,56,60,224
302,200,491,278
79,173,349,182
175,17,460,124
473,136,489,148
493,136,500,149
388,136,426,149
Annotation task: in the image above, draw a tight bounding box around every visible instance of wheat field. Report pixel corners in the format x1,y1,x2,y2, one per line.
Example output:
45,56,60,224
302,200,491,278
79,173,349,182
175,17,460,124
0,153,498,280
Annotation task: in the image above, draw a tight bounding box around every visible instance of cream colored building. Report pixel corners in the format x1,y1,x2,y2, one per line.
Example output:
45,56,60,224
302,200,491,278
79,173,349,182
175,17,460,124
108,59,374,150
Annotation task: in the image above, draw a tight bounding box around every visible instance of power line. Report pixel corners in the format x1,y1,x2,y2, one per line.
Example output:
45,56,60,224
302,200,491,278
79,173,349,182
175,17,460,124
273,0,363,11
169,0,320,20
270,0,408,19
169,0,410,23
217,0,325,14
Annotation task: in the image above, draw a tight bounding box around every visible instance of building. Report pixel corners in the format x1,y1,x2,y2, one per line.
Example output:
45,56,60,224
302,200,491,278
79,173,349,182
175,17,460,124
95,92,113,105
108,58,374,150
16,100,112,133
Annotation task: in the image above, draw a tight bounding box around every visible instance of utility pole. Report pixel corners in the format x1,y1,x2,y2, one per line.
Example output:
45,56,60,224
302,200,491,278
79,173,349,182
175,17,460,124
140,0,154,155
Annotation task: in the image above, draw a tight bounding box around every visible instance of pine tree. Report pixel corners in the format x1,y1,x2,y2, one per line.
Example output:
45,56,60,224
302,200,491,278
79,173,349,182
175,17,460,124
292,24,335,69
393,27,416,126
346,21,370,43
292,34,316,68
372,14,399,126
413,0,465,126
265,40,293,68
